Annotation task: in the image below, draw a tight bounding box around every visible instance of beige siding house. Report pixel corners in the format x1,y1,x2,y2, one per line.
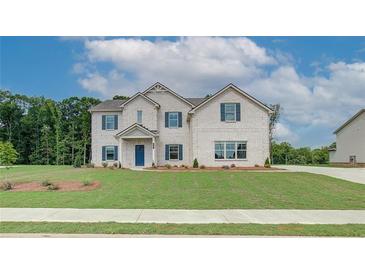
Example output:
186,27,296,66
329,109,365,165
90,82,273,168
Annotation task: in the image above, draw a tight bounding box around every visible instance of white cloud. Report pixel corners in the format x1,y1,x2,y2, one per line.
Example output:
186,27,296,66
74,37,365,147
273,122,299,143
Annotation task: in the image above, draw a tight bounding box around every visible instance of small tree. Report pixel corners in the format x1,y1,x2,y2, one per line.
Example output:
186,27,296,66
193,158,199,168
0,141,18,166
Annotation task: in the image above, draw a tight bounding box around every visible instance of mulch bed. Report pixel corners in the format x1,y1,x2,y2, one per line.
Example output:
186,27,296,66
145,166,283,172
7,181,101,192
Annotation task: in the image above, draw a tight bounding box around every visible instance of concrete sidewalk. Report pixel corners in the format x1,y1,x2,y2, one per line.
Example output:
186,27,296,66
1,208,365,224
275,165,365,184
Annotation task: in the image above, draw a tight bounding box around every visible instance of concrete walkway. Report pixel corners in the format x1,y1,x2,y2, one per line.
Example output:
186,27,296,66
275,165,365,184
1,208,365,224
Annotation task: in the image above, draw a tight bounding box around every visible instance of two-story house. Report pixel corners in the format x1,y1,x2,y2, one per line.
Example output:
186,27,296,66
90,82,273,168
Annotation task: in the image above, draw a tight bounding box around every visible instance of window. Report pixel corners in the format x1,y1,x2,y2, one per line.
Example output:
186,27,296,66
224,103,236,121
214,141,247,160
137,110,142,124
169,144,179,160
105,115,115,130
105,146,115,161
168,112,178,128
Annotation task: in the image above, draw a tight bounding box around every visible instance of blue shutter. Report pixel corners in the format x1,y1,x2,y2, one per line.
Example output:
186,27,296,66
179,144,183,160
220,103,225,121
114,115,118,129
102,115,106,130
178,112,182,127
165,112,169,128
165,145,169,160
236,103,241,121
102,146,106,161
114,146,118,160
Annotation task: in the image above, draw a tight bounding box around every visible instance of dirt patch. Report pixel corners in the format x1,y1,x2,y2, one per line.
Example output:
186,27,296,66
8,181,101,192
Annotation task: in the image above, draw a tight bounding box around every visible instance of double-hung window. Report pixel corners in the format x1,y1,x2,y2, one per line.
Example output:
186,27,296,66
137,110,143,124
105,115,115,130
224,103,236,121
105,146,115,161
169,144,179,160
168,112,178,128
214,141,247,160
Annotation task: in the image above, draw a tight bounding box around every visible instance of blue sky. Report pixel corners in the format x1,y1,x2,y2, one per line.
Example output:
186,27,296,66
1,36,365,148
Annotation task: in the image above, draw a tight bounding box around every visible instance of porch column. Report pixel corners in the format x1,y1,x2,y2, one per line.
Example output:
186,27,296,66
152,136,156,166
119,138,123,168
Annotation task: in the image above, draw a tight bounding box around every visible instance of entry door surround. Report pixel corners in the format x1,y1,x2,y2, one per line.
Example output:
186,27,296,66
135,145,145,166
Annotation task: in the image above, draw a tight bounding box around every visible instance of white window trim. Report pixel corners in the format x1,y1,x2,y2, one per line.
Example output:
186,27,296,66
214,141,247,161
168,112,179,128
224,103,236,122
105,115,115,130
105,146,115,161
137,110,143,124
169,144,179,160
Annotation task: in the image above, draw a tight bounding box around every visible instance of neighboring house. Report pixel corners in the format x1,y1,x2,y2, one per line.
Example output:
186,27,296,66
90,82,273,168
329,109,365,165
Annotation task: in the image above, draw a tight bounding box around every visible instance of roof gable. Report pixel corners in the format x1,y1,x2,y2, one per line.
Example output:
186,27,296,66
142,82,195,107
334,109,365,134
120,92,160,108
115,123,158,137
189,83,273,113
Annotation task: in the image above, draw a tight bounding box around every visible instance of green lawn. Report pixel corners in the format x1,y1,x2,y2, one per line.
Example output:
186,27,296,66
1,222,364,237
1,165,364,209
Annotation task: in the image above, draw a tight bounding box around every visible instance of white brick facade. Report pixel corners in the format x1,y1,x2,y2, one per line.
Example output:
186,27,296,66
91,83,272,168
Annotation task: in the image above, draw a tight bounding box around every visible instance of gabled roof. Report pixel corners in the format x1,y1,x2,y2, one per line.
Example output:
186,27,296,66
334,109,365,134
90,99,126,112
189,83,273,113
142,82,195,107
115,123,158,137
120,92,160,108
185,97,207,106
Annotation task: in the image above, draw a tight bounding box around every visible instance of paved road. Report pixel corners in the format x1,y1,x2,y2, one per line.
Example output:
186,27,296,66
275,165,365,184
1,208,365,224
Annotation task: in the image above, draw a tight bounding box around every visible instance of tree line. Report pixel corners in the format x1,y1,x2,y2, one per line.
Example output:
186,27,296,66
0,90,100,166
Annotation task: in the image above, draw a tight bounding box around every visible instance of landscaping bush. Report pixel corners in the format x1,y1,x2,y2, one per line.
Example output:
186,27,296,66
113,162,118,168
73,155,82,168
254,164,260,167
222,165,230,170
86,163,95,168
102,162,108,168
193,158,199,168
165,164,171,169
184,165,189,169
230,164,236,168
152,162,157,168
199,165,206,169
180,164,185,168
264,157,271,168
47,183,59,191
41,179,52,187
173,165,178,168
82,180,91,186
1,181,14,191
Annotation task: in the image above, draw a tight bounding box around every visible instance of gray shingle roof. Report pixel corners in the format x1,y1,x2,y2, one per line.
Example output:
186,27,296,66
184,97,207,106
89,99,126,111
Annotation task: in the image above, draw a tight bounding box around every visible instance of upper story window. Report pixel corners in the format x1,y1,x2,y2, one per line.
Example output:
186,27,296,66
168,112,178,128
220,103,241,122
214,141,247,160
137,110,143,124
102,115,118,130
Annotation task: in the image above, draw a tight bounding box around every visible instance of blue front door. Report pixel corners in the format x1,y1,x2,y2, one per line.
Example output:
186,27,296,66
135,145,145,166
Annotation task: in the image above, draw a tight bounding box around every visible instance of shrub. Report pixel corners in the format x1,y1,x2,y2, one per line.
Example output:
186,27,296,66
152,162,157,168
41,179,52,187
222,165,230,170
86,163,95,168
47,183,59,191
193,158,199,168
184,165,189,169
82,180,91,186
173,165,178,168
113,162,118,168
199,165,206,169
230,164,236,168
102,162,108,168
73,155,82,168
254,164,260,167
1,181,14,191
264,157,271,168
165,164,171,169
180,164,185,168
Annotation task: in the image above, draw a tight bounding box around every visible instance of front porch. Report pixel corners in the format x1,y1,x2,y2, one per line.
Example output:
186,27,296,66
115,123,158,168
